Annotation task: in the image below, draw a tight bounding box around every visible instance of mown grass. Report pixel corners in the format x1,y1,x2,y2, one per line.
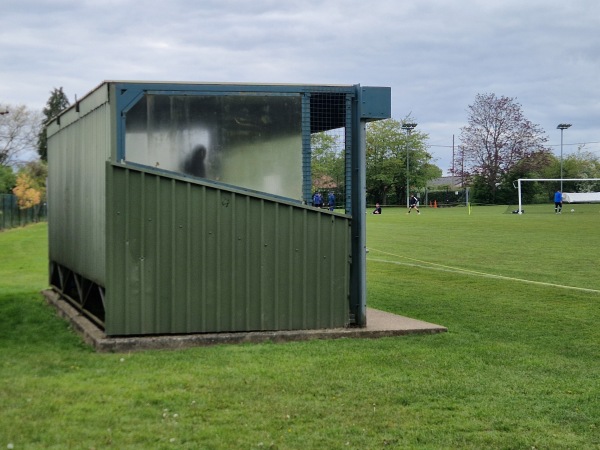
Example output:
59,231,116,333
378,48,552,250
1,209,599,449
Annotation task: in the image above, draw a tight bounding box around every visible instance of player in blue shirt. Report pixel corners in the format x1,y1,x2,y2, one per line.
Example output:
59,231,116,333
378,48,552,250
313,192,323,208
328,192,335,211
554,190,563,214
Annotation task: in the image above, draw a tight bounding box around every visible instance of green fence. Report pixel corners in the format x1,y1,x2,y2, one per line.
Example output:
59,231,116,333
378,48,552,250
0,194,47,231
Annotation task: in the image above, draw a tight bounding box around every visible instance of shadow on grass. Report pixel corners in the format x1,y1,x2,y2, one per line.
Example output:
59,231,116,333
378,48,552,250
0,291,88,353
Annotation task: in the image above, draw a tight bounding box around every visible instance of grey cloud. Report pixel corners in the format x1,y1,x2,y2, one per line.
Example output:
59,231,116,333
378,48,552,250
0,0,598,171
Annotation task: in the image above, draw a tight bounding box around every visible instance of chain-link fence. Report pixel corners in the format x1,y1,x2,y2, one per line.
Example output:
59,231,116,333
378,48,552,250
0,194,47,230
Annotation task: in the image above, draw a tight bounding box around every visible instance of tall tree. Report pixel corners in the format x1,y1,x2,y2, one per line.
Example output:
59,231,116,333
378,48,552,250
0,104,42,166
12,160,47,209
496,150,555,205
0,164,16,193
37,87,70,161
556,147,600,192
458,93,550,203
311,131,345,191
366,118,437,205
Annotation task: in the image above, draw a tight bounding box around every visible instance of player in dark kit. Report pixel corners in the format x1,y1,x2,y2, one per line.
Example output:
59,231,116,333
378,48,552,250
408,194,420,214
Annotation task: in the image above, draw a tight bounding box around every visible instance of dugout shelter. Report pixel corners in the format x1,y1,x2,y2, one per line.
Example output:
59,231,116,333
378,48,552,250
46,81,391,336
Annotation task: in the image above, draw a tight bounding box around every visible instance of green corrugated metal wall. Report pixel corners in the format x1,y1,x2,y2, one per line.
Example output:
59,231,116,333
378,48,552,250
105,162,351,335
47,96,111,287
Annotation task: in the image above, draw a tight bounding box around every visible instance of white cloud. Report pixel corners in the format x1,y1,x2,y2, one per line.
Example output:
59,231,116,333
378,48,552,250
0,0,598,172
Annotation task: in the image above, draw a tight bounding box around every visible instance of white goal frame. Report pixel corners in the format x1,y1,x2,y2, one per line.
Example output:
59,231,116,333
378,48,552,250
516,178,600,214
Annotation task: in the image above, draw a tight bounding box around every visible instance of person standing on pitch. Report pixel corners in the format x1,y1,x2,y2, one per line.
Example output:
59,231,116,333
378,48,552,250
313,191,323,208
554,190,563,214
408,194,420,214
328,191,336,211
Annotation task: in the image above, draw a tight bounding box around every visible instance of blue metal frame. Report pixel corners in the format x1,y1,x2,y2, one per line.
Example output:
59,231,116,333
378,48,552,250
301,93,312,205
349,89,367,325
109,81,390,328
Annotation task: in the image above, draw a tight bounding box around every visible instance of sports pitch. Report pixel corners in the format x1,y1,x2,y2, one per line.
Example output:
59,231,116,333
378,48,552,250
1,209,599,448
366,203,600,301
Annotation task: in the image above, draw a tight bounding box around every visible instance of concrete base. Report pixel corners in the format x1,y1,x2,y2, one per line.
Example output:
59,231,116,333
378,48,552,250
42,289,447,353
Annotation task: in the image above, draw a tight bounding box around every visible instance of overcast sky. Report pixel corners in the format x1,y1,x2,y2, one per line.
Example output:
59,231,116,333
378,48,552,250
1,0,598,173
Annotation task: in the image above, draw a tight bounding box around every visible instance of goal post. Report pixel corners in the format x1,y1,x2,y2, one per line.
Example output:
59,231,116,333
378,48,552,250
516,178,600,214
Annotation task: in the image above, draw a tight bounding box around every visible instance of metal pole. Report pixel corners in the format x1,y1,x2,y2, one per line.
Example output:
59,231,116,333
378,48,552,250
452,134,455,174
406,131,410,208
560,128,564,193
518,178,522,214
557,124,572,193
349,86,367,327
402,123,417,208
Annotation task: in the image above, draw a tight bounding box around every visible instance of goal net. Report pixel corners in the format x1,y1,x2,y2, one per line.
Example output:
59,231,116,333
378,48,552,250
514,178,600,214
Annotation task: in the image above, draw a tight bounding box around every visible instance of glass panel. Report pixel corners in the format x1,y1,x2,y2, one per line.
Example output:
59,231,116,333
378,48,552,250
125,94,303,200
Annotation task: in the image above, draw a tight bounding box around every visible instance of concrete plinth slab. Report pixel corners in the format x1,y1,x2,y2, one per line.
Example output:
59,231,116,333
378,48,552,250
42,289,447,353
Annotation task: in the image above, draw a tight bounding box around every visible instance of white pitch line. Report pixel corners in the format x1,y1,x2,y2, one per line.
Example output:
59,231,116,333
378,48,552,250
367,251,600,295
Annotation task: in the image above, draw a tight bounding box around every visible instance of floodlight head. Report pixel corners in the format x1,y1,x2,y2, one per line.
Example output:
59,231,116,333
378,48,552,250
402,123,418,131
557,123,572,130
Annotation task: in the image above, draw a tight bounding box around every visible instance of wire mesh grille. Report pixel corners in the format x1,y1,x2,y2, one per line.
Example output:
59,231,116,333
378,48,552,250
309,93,349,210
310,93,347,134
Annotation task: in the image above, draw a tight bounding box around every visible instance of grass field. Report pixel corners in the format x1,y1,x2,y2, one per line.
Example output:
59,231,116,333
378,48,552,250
1,207,599,449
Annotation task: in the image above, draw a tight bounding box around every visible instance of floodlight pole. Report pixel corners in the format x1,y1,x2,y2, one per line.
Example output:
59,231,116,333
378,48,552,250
402,123,417,208
557,123,572,192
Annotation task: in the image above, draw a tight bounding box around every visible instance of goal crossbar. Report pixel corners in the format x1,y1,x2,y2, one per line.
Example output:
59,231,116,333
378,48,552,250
517,178,600,214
